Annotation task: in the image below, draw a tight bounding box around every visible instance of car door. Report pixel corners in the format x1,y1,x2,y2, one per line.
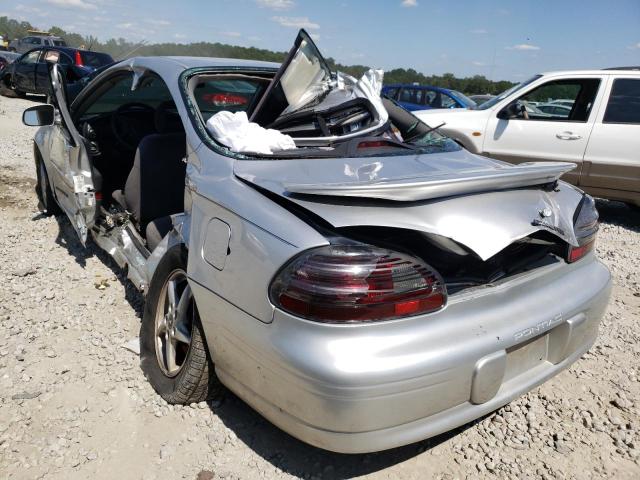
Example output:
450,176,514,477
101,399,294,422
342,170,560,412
47,63,96,244
13,49,41,91
581,76,640,202
482,76,606,185
35,49,70,93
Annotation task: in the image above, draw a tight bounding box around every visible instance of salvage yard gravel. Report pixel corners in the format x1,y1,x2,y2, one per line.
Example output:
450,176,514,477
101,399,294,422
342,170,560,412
1,95,639,479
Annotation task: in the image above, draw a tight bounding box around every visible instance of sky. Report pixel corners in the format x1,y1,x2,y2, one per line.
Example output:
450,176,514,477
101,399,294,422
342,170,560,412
1,0,639,81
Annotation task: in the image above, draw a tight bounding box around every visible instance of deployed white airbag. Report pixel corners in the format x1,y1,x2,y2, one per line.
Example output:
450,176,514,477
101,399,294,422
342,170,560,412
206,111,297,154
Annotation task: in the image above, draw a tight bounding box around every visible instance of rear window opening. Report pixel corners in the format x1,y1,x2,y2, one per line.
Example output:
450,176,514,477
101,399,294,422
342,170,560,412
336,227,569,295
187,72,462,159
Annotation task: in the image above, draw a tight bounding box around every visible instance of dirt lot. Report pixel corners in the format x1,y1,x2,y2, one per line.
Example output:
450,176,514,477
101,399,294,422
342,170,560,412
0,94,639,480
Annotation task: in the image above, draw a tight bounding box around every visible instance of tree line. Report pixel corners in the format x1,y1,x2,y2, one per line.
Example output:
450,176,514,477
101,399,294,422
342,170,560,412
1,16,515,95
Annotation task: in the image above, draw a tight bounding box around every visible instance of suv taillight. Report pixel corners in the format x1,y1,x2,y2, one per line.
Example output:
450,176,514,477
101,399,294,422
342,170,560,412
202,93,248,107
270,244,446,323
567,194,598,263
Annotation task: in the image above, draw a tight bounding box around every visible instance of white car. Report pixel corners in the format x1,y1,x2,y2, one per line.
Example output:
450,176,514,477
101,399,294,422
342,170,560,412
414,68,640,207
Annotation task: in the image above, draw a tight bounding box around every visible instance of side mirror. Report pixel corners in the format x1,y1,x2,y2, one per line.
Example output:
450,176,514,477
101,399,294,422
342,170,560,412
22,104,55,127
497,102,523,120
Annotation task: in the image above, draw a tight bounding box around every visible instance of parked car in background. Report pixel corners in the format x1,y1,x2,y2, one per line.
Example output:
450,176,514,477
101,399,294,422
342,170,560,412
382,84,477,111
549,98,575,108
414,68,640,207
537,103,573,117
0,47,113,98
0,51,20,70
469,94,495,105
8,32,66,54
0,34,9,51
20,30,611,453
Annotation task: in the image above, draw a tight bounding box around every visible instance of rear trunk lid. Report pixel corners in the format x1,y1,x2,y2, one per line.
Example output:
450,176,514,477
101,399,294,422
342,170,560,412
234,149,580,260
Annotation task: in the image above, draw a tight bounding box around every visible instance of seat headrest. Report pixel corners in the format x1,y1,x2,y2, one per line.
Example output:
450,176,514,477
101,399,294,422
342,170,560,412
154,101,184,134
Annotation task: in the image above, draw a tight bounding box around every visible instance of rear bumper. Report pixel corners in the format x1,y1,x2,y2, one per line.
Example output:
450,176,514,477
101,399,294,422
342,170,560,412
192,256,611,453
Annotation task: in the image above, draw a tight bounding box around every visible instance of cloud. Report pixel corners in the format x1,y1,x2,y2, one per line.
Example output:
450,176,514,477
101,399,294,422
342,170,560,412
310,33,320,41
221,31,242,37
472,61,488,66
256,0,295,10
14,5,49,17
270,16,319,29
470,29,488,34
507,43,540,51
116,22,134,30
401,0,418,6
145,19,171,26
628,42,640,50
174,33,187,39
43,0,97,10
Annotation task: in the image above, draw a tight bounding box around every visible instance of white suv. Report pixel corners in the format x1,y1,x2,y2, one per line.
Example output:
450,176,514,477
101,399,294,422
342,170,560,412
414,68,640,207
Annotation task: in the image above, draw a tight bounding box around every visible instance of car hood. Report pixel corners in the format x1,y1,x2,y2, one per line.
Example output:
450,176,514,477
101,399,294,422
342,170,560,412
414,107,488,122
234,149,581,260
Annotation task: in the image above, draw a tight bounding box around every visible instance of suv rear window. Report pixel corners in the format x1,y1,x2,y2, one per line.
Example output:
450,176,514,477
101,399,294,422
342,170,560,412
80,51,113,68
603,79,640,124
53,40,66,46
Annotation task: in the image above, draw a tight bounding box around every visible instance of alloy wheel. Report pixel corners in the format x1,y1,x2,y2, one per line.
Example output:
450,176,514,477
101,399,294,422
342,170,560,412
154,269,194,377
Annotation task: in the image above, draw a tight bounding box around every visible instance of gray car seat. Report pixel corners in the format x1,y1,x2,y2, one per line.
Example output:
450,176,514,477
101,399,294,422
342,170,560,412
112,103,186,250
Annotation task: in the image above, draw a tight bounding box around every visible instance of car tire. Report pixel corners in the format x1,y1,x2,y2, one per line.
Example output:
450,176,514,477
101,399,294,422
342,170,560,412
0,75,18,98
35,157,63,216
140,244,223,404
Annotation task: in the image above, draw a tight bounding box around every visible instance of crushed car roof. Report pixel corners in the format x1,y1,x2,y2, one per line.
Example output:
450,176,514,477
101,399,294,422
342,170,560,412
117,56,280,73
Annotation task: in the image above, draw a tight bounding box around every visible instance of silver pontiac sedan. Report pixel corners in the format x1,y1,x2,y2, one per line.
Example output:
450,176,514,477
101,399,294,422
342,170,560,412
22,31,611,453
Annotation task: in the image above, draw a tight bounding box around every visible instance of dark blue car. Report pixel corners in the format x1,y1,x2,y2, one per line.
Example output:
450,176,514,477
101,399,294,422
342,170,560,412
0,46,113,98
382,84,477,111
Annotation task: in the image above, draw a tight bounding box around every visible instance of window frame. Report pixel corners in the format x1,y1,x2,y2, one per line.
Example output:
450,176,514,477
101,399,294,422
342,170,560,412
510,78,602,123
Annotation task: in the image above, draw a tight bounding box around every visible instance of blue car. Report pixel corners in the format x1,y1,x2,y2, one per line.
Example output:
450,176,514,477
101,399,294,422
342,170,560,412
382,84,477,111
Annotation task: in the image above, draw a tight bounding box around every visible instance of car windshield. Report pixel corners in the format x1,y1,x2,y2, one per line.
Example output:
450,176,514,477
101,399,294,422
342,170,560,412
475,75,542,110
451,90,477,107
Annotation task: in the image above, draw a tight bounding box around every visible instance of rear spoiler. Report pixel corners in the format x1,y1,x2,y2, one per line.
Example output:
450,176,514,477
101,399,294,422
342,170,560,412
283,162,575,202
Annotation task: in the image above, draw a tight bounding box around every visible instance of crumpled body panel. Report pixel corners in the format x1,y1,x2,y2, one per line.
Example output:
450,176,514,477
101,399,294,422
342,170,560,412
234,149,582,260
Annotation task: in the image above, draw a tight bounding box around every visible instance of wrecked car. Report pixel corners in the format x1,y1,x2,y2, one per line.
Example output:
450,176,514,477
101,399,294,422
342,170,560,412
22,30,611,453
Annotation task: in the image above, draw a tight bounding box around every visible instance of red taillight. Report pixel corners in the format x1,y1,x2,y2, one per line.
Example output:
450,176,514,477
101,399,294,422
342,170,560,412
357,140,394,149
568,239,594,263
270,245,446,323
202,93,248,107
75,50,83,67
567,194,598,263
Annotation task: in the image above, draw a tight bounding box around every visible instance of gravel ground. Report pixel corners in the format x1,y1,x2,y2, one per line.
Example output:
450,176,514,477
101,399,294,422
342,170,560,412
1,94,639,480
